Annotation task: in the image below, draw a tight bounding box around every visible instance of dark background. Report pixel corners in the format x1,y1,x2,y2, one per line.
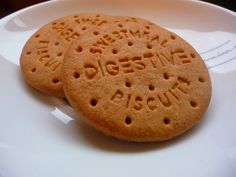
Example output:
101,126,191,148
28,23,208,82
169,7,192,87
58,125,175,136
0,0,235,18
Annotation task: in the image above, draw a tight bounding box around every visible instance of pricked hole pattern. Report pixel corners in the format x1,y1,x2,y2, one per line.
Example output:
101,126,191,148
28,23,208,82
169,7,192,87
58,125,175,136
93,31,99,35
198,77,205,83
35,34,40,38
76,46,83,53
164,73,170,79
125,116,132,125
190,100,197,108
52,78,59,84
31,68,36,72
170,35,176,40
163,117,171,125
54,42,59,46
73,72,80,79
82,26,87,30
90,98,98,107
149,84,155,91
145,25,150,30
125,81,132,87
128,41,133,46
147,43,152,49
112,49,118,54
190,53,196,58
57,52,63,57
118,24,123,28
26,51,31,55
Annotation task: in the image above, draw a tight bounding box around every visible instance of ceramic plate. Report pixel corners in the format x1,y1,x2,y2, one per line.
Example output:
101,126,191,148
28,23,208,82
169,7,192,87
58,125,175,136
0,0,236,177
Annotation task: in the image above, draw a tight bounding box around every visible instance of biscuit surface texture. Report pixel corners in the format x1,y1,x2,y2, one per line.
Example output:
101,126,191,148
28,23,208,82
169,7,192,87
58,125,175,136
20,13,113,97
62,18,211,142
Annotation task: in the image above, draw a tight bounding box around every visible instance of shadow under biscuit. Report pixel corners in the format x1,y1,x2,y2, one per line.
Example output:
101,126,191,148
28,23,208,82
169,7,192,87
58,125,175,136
19,73,58,106
0,54,56,108
67,113,209,153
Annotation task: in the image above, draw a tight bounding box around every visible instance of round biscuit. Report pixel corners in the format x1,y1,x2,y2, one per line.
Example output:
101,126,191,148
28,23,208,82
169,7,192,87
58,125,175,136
20,13,114,97
62,18,212,142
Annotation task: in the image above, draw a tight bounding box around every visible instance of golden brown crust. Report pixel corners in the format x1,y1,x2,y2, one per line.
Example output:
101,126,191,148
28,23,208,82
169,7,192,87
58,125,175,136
20,13,114,98
62,17,211,142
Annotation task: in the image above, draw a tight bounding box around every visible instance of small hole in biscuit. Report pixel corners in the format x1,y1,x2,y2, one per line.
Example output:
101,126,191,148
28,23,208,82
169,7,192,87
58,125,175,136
149,84,155,91
112,49,118,54
171,35,176,40
145,25,150,29
90,98,98,107
128,41,133,46
96,14,100,17
147,43,152,49
125,116,132,125
57,52,63,57
52,22,57,25
93,31,99,35
125,81,132,87
82,27,86,30
164,73,170,79
191,53,196,58
163,117,171,125
26,51,31,55
54,42,59,46
73,72,80,79
118,24,123,28
35,34,40,38
74,15,78,18
52,78,59,84
198,77,205,82
76,46,83,53
31,68,36,72
190,100,197,108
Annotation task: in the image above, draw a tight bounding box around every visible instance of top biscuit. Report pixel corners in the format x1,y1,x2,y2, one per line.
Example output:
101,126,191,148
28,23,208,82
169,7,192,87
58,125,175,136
20,13,114,97
62,18,212,142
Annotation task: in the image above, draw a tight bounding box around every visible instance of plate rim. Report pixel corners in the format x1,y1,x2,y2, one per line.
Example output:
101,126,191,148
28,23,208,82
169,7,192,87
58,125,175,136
0,0,235,22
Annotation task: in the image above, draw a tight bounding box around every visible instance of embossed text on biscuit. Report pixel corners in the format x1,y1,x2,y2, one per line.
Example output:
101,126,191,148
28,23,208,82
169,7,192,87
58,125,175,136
110,76,190,111
81,49,191,79
52,22,79,42
36,40,61,71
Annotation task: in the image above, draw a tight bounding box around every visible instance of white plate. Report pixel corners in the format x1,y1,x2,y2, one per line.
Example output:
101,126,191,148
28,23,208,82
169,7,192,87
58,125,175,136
0,0,236,177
